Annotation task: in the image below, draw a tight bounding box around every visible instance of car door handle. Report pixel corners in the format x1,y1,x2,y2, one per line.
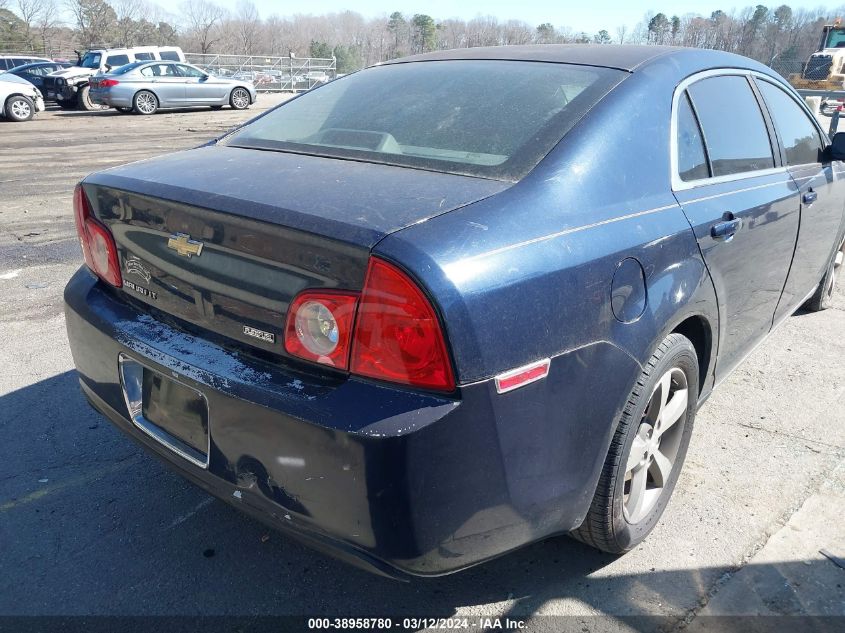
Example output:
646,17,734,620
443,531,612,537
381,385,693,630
803,189,818,204
711,216,743,240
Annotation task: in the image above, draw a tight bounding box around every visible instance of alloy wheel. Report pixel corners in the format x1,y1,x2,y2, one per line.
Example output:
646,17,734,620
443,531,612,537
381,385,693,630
232,89,249,109
623,366,689,524
11,99,31,120
136,92,157,114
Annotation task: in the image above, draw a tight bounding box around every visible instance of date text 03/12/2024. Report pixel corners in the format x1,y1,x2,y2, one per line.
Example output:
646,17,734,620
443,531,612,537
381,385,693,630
306,617,527,629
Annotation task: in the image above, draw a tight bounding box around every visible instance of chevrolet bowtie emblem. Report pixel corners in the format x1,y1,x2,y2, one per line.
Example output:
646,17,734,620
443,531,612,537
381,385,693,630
167,233,204,258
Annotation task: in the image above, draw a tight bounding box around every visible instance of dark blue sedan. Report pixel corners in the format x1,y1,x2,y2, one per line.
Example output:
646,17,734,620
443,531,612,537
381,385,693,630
64,45,845,577
5,61,72,92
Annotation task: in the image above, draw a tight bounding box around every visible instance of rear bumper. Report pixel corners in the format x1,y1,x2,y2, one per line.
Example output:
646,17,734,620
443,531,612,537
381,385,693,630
89,88,131,107
64,267,636,576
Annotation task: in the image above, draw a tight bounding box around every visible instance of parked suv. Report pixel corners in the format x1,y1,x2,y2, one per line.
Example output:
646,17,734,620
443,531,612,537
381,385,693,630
0,55,51,71
43,46,184,110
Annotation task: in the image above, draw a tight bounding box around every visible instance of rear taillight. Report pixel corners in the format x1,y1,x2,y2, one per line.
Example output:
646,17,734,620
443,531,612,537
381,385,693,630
284,257,455,391
73,184,122,287
350,258,454,391
99,79,119,87
284,291,358,369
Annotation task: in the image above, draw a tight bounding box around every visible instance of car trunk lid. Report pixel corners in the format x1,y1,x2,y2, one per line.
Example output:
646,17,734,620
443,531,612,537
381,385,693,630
83,145,507,360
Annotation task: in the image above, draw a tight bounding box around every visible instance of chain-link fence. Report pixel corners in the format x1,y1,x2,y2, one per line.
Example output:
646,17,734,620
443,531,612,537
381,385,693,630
185,54,337,92
768,59,804,81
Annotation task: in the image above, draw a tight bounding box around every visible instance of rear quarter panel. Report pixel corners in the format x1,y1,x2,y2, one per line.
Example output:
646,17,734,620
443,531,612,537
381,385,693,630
374,61,720,526
377,61,719,389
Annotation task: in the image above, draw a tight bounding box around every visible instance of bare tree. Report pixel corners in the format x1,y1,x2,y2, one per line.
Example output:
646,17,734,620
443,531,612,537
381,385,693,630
36,0,59,54
113,0,146,47
66,0,119,48
181,0,225,54
616,24,628,44
235,0,259,55
15,0,46,50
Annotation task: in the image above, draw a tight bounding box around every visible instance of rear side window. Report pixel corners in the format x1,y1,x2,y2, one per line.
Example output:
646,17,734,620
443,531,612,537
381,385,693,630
176,64,205,78
677,93,709,181
159,51,181,61
757,80,824,166
688,76,774,177
135,52,154,61
140,64,178,77
107,54,130,67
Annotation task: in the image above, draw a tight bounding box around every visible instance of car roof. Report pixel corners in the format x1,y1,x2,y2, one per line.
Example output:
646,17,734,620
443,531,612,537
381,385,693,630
10,61,69,70
87,46,181,53
384,44,766,74
0,55,50,60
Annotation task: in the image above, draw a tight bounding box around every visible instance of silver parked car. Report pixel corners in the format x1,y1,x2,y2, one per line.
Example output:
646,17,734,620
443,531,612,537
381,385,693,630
89,61,257,115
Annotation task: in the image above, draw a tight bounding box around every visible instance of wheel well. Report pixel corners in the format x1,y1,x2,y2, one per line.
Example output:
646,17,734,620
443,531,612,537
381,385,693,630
134,89,158,102
231,86,252,102
3,93,32,114
671,316,712,394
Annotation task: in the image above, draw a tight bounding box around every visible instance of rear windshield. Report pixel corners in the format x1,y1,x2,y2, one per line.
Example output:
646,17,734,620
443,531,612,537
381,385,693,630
224,60,626,181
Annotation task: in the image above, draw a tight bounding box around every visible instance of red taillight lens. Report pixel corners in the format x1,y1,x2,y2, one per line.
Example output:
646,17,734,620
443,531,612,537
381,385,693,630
73,184,122,287
350,258,455,391
284,291,358,369
99,79,119,87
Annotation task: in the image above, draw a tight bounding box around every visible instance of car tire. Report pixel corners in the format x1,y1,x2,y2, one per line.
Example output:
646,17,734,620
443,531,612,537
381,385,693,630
133,90,158,115
803,236,844,312
229,87,250,110
76,85,100,111
571,332,698,554
5,95,35,122
56,98,76,110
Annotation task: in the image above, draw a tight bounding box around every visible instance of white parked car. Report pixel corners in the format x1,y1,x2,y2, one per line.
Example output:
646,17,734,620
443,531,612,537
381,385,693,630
0,73,44,122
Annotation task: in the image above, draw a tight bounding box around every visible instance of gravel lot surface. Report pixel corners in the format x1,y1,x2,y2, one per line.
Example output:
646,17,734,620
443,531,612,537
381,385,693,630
0,97,843,630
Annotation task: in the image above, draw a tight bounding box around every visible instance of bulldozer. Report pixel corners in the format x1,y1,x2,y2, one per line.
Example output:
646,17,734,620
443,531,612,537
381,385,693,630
789,19,845,91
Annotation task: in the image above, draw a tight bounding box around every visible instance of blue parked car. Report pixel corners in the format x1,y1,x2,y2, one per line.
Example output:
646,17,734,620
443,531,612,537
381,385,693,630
64,45,845,577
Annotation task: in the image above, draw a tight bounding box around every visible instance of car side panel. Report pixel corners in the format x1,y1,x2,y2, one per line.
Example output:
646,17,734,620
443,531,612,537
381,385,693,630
674,172,800,380
183,77,231,105
775,162,845,320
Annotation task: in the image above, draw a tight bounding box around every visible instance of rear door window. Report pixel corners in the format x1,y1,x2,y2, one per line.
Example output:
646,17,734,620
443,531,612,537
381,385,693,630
175,64,205,78
688,75,775,177
134,52,154,60
756,80,824,166
140,64,179,77
159,51,181,61
677,93,709,181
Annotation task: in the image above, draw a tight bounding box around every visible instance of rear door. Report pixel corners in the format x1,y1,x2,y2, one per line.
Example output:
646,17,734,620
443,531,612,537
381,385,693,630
139,63,185,107
754,78,845,320
672,72,801,380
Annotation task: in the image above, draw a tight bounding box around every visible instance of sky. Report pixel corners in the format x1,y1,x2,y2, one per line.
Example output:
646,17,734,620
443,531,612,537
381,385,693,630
245,0,834,35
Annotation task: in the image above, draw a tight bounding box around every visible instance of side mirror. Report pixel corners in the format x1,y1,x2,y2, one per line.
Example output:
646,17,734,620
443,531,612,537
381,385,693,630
829,132,845,161
103,64,112,72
